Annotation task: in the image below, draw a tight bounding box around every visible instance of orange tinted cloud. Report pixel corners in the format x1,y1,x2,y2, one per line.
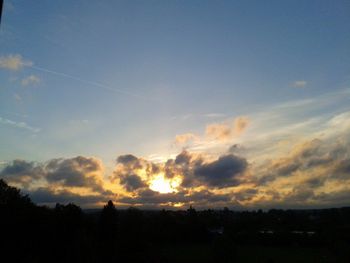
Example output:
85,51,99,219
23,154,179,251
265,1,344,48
206,116,250,141
234,116,250,136
175,133,198,145
0,54,33,70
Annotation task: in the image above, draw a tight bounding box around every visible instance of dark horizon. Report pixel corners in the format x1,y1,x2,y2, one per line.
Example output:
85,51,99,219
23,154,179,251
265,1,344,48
2,178,350,262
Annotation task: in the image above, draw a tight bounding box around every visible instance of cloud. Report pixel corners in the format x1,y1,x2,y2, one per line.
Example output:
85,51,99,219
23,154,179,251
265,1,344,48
173,116,250,149
112,154,162,192
2,109,350,208
27,187,108,207
21,75,41,86
0,160,44,188
333,159,350,176
45,156,106,192
112,150,248,194
118,188,232,208
0,116,41,133
206,116,250,141
117,154,139,164
206,123,231,140
314,189,350,207
0,156,108,195
194,154,247,188
175,133,198,145
256,137,349,186
175,150,192,165
292,80,307,88
1,133,350,208
234,188,258,202
119,174,147,192
245,127,350,208
234,116,250,136
0,54,33,70
228,144,246,155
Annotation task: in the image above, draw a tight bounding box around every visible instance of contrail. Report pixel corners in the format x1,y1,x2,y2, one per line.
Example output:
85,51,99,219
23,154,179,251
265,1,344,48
31,65,153,100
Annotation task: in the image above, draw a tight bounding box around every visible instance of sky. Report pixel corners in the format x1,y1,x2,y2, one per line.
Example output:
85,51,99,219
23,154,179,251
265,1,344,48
0,0,350,209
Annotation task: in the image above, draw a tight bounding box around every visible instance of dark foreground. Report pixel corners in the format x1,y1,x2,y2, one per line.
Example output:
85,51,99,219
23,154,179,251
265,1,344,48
1,179,350,263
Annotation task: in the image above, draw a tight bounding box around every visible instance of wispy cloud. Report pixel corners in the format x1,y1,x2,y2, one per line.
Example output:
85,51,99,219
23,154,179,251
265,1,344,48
291,80,307,88
0,117,40,132
206,116,250,141
175,133,198,145
0,53,153,100
0,54,32,70
172,88,350,157
31,65,153,100
21,75,41,86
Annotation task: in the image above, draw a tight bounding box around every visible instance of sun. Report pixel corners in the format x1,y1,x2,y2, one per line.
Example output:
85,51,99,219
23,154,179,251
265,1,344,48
149,174,181,194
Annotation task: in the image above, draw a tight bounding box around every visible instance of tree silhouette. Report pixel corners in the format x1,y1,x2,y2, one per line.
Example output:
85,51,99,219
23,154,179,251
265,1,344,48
97,200,119,262
101,200,118,222
0,179,32,207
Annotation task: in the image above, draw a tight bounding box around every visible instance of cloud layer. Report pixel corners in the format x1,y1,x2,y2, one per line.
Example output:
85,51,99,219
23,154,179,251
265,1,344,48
1,107,350,209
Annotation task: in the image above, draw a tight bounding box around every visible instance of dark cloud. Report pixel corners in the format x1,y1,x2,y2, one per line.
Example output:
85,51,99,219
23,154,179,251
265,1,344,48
284,187,315,203
27,188,107,207
305,156,333,168
175,151,192,165
227,144,247,156
146,162,161,175
194,154,247,188
257,138,350,186
116,154,144,171
118,188,232,207
268,139,324,177
0,156,107,194
1,160,36,175
119,174,146,192
117,154,139,164
274,161,300,176
234,188,258,202
305,177,324,187
0,160,44,187
334,159,350,175
45,156,105,192
315,190,350,206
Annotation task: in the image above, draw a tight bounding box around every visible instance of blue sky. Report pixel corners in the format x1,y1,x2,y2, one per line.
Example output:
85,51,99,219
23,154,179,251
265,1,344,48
0,1,350,208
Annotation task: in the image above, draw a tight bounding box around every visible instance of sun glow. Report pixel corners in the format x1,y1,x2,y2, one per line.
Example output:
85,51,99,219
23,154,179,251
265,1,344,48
149,174,181,194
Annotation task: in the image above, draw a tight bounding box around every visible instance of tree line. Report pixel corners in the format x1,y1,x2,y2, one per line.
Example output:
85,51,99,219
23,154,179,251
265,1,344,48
1,179,350,262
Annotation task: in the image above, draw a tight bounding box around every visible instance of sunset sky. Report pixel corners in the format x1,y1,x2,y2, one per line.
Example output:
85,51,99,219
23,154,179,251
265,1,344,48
1,0,350,209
